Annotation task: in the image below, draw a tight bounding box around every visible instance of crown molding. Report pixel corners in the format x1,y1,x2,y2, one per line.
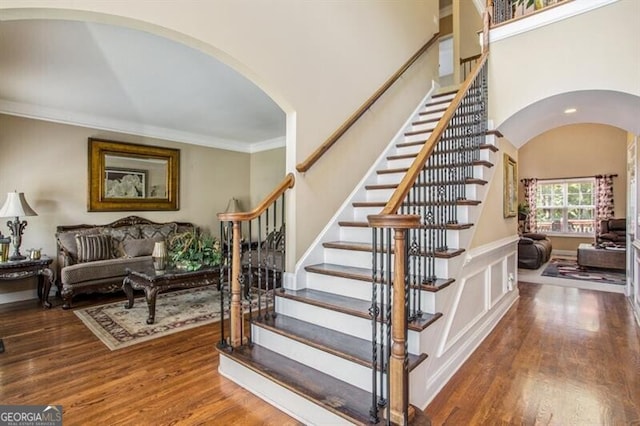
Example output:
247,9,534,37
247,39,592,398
0,99,281,153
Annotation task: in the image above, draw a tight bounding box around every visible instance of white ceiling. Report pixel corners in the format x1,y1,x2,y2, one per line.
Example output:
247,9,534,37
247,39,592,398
0,19,286,153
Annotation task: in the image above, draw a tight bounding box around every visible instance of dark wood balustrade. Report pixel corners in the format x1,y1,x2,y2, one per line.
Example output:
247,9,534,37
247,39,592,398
296,33,440,174
217,173,294,349
366,42,491,424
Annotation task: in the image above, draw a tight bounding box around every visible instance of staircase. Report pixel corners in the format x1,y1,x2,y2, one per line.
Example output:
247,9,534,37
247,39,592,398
218,69,501,424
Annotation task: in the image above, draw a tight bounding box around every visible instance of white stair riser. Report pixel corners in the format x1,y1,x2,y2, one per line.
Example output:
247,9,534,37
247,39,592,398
339,226,471,250
404,132,431,144
395,142,424,157
252,326,375,392
423,101,450,113
410,121,438,133
276,296,372,340
305,273,372,301
353,205,472,222
218,356,349,426
275,297,422,353
353,206,385,221
417,111,444,122
323,248,454,277
365,183,480,203
386,157,415,169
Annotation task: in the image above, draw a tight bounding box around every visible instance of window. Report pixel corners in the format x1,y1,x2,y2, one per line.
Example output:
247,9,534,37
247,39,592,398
535,179,595,235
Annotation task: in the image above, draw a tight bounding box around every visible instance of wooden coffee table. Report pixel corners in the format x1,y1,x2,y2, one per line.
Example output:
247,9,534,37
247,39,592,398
122,264,221,324
577,243,625,270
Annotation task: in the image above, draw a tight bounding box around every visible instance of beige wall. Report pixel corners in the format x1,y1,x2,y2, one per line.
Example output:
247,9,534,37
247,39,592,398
518,123,628,251
470,138,519,248
249,147,286,209
0,113,251,301
489,0,640,130
458,0,482,61
0,1,440,263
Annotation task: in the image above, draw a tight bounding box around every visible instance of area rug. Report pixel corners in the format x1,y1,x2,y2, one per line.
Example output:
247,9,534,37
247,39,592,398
541,257,626,286
74,286,269,350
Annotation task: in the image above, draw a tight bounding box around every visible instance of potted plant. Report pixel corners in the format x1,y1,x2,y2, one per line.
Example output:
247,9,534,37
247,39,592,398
168,228,222,271
518,202,530,221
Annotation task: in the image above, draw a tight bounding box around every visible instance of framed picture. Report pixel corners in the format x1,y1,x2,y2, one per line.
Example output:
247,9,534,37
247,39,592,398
88,138,180,211
503,154,517,218
104,168,147,198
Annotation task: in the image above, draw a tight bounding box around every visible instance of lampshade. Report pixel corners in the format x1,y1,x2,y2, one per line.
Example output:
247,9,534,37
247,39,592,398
225,198,241,213
0,192,37,218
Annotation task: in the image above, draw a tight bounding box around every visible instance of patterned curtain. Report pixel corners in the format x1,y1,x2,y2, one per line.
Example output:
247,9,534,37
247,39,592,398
595,174,615,233
521,178,537,233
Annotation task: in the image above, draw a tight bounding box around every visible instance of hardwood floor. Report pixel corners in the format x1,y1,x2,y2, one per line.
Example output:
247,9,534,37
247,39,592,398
426,282,640,425
1,283,638,425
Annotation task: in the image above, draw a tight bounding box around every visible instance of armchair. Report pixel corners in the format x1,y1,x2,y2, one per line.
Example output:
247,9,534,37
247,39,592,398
518,232,552,270
597,218,626,246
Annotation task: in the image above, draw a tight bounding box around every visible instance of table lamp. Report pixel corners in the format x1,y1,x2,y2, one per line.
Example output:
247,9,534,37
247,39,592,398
0,191,38,261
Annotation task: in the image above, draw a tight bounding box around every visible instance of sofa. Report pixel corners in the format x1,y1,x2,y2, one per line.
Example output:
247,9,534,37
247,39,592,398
517,232,552,270
56,215,195,309
597,218,626,246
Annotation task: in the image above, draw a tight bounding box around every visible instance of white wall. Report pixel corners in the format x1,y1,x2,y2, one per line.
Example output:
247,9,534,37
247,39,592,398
489,0,640,130
0,1,441,266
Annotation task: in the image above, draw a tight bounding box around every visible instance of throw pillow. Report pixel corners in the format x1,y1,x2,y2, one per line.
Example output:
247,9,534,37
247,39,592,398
75,234,112,263
56,228,102,263
140,223,178,240
122,237,163,258
104,226,141,257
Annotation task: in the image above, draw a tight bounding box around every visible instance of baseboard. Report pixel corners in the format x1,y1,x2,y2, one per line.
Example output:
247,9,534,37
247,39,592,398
0,289,38,305
552,249,576,257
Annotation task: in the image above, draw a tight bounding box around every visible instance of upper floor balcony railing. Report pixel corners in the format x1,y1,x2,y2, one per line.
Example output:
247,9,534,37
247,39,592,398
490,0,570,25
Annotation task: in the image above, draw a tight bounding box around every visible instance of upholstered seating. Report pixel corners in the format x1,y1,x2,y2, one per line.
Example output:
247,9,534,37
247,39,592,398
597,218,626,246
518,232,552,270
56,216,195,308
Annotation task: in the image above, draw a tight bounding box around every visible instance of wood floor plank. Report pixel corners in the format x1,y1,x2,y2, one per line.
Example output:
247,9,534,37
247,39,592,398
425,282,640,425
1,281,638,425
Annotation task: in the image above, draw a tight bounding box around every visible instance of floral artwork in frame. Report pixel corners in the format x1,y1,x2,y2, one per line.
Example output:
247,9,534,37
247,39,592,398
104,168,147,199
503,154,518,218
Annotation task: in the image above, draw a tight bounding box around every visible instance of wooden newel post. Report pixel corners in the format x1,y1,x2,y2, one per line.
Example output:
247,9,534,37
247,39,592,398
230,220,243,348
368,214,420,425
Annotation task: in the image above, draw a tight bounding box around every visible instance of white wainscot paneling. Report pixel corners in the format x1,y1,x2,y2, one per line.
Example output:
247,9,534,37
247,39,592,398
491,261,505,306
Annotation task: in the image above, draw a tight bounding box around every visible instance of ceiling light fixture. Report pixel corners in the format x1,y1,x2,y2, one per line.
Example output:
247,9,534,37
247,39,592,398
564,107,577,114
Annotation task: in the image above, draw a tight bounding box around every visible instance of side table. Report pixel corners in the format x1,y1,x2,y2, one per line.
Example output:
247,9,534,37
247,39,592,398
0,256,55,353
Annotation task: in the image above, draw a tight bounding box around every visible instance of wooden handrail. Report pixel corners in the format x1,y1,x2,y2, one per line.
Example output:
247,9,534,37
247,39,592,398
296,33,440,174
373,51,490,217
217,173,295,222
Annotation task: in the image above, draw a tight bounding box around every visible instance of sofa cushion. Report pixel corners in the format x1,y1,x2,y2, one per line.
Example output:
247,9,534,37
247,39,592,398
75,234,112,263
122,237,163,258
140,223,178,240
522,232,547,241
61,256,152,285
104,226,141,257
57,227,102,263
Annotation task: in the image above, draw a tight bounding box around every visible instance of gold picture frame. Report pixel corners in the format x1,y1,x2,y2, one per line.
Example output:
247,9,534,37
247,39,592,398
503,154,517,218
88,138,180,211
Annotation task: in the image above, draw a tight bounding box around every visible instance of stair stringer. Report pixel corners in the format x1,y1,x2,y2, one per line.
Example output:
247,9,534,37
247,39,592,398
289,80,441,290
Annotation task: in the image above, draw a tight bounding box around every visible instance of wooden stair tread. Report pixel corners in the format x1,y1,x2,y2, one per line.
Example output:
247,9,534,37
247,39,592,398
338,221,474,231
377,161,493,175
305,262,455,292
424,98,452,108
388,144,496,160
253,314,428,371
352,200,481,207
432,88,458,98
322,241,465,259
218,344,374,424
276,288,442,331
365,178,487,190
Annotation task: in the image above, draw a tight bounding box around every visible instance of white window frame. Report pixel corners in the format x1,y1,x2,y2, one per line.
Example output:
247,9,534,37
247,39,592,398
535,178,596,237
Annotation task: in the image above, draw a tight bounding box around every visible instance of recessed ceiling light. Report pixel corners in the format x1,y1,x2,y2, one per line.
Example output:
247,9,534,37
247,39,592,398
564,108,577,114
